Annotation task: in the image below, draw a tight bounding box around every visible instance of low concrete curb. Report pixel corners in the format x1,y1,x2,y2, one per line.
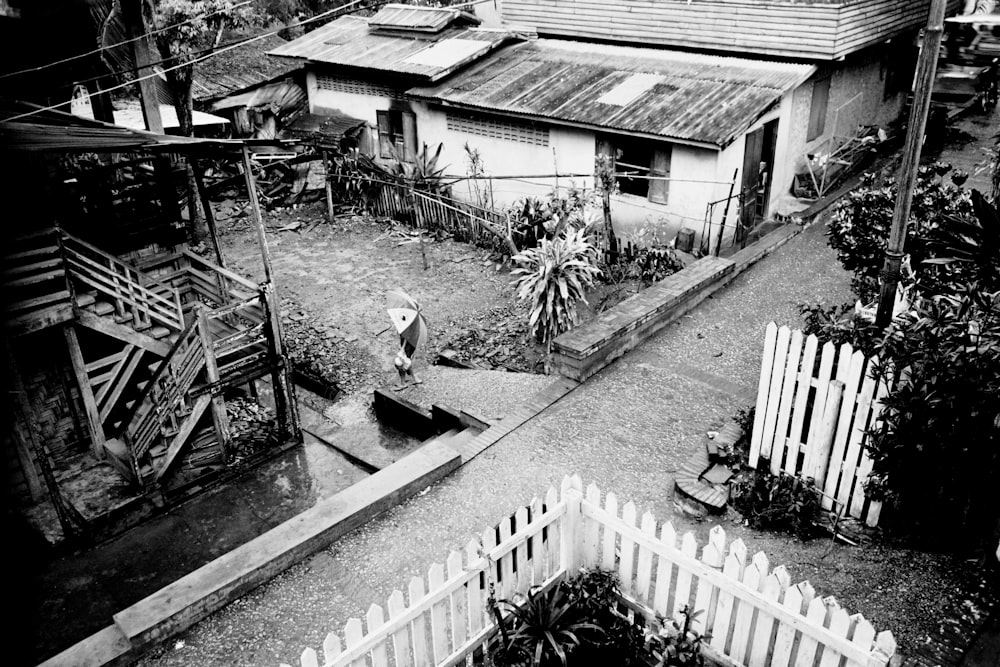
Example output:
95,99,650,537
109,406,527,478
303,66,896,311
39,439,462,667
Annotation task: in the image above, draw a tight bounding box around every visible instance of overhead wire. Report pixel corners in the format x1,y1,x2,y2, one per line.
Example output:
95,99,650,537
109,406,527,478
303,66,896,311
2,0,369,123
0,0,254,81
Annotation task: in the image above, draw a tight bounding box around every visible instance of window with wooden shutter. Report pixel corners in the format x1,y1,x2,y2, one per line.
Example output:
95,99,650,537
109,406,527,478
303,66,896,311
807,76,830,142
648,146,671,204
376,110,394,158
401,111,417,162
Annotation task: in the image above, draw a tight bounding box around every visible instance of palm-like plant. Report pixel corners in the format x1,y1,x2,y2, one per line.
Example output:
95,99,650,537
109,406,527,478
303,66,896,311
496,585,604,667
387,142,448,193
511,229,602,353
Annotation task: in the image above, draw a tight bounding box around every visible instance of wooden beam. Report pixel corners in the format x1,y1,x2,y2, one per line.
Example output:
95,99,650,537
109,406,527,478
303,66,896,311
240,146,275,285
154,394,211,483
64,324,106,457
261,282,300,441
2,338,44,501
99,346,144,423
76,310,172,357
196,307,231,463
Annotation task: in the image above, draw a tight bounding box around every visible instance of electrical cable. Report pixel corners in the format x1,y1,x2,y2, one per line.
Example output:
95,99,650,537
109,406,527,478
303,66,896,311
0,0,253,81
2,0,368,123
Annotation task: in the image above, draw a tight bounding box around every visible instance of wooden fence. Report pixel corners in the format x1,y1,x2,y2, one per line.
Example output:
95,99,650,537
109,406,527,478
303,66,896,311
284,475,896,667
367,179,511,251
750,323,891,527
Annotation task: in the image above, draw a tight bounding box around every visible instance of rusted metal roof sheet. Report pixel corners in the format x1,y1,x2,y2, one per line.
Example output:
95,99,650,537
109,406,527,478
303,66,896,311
368,4,478,33
408,40,816,148
267,15,521,81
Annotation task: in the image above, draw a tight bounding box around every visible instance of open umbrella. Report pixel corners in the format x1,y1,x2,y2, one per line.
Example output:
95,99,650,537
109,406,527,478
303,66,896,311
386,289,428,352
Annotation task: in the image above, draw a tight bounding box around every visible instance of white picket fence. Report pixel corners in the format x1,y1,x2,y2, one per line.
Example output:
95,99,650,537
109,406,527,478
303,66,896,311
284,475,896,667
750,322,892,527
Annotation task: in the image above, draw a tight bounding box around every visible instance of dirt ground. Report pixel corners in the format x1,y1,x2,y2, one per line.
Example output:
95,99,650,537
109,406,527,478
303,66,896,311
214,200,634,396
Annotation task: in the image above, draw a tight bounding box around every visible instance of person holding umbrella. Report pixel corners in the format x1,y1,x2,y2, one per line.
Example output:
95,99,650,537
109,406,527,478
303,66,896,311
386,289,428,390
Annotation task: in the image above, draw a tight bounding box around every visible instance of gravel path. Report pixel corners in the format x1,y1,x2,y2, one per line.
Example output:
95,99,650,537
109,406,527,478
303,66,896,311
132,216,983,667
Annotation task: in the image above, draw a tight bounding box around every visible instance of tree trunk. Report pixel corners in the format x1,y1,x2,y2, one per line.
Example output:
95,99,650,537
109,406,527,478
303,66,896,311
166,64,208,243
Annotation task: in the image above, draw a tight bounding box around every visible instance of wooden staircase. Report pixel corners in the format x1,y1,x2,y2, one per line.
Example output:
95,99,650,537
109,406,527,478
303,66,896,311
4,227,285,490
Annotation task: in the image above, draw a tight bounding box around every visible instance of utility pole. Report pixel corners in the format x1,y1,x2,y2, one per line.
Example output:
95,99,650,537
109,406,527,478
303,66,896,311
874,0,947,327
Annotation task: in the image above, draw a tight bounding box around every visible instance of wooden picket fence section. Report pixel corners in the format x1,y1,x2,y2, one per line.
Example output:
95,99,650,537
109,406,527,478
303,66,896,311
284,475,896,667
750,323,893,527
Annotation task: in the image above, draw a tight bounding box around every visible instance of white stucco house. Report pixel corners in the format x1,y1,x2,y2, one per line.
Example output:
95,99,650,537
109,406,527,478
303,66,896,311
269,0,961,249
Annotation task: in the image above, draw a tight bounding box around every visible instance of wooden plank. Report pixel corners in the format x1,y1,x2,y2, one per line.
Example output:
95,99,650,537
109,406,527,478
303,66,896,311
465,540,485,647
691,526,725,635
366,604,388,667
730,551,767,663
387,590,412,667
803,341,836,474
747,566,790,667
823,351,865,510
770,328,802,475
750,322,778,468
819,600,852,667
784,334,818,475
64,324,106,457
582,484,602,568
709,540,747,655
428,563,449,664
514,507,531,592
796,596,829,666
153,393,211,482
408,577,431,667
447,551,468,660
673,532,698,619
600,492,618,570
809,381,844,486
618,501,637,595
853,377,890,523
635,511,656,604
760,325,791,462
652,522,676,616
98,346,144,423
836,362,878,516
343,617,366,667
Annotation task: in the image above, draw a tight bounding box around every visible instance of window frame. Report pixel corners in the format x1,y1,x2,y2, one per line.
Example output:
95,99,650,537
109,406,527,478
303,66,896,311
806,75,831,142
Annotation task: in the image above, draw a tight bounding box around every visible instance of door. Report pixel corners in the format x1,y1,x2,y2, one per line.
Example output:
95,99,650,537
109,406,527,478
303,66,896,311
739,119,779,242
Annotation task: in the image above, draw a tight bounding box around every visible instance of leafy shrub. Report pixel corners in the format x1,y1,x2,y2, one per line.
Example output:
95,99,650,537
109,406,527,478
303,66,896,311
820,169,1000,544
492,569,644,667
511,229,602,353
494,584,603,667
645,606,708,667
826,164,973,301
863,285,1000,543
729,466,821,540
799,302,882,357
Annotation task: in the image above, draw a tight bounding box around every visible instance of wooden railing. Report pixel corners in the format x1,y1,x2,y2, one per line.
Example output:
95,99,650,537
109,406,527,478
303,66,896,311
61,232,184,332
206,294,269,376
750,323,890,527
120,316,205,471
285,476,896,667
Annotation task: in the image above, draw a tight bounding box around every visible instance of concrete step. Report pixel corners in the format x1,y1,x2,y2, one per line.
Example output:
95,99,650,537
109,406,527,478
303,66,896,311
90,301,115,316
75,293,96,308
148,326,171,340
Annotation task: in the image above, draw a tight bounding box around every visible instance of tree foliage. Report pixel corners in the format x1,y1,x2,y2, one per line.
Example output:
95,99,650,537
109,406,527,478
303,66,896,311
813,165,1000,545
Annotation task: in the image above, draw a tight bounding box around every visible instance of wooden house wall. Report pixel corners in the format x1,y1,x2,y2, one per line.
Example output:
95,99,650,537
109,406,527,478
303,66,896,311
501,0,962,60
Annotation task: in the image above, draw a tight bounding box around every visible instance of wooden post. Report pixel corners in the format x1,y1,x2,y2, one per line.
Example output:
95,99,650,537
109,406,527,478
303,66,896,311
559,476,583,573
192,160,225,268
4,337,82,535
875,0,947,328
808,380,845,484
64,324,107,458
323,150,335,223
196,306,231,463
240,146,275,285
261,282,300,441
715,169,739,257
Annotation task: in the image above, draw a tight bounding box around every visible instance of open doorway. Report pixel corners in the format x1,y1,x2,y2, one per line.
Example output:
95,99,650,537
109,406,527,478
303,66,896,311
739,119,779,242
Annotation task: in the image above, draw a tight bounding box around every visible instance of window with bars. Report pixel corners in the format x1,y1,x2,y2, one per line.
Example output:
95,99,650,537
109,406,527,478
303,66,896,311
446,112,549,146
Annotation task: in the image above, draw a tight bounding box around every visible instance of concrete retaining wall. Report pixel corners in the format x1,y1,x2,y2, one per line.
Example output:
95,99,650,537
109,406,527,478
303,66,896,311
552,256,736,381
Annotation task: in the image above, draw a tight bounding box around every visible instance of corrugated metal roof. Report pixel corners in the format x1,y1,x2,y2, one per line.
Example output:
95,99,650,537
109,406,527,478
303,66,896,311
194,34,294,102
267,15,520,81
368,4,478,33
408,40,816,148
285,111,366,139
